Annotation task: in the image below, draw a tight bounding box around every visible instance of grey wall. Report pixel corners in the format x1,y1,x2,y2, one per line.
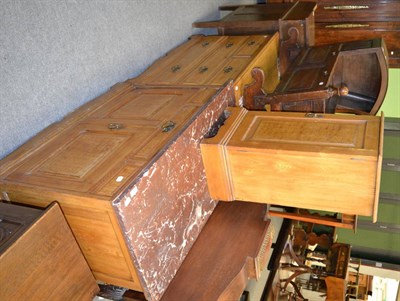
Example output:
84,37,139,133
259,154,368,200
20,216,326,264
0,0,246,159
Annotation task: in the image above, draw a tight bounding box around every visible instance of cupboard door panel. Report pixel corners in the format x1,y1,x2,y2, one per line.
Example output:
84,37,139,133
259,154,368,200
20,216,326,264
5,122,155,193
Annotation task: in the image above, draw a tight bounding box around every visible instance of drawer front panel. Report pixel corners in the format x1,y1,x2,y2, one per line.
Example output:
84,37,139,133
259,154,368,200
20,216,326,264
314,1,400,22
315,22,400,67
132,34,279,89
134,35,223,85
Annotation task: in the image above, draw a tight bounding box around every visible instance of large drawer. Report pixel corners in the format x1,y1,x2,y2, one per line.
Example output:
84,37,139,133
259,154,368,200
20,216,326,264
201,107,384,221
315,22,400,67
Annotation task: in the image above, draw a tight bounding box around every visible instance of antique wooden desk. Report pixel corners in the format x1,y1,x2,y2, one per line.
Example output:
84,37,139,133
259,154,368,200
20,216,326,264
193,2,316,45
268,0,400,68
193,2,317,75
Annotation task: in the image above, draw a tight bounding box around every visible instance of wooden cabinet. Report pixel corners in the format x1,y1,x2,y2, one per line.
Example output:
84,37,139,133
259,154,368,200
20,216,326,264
0,82,233,301
243,38,389,115
201,107,383,221
160,201,273,301
132,34,280,104
193,2,316,45
192,2,316,75
0,202,99,301
269,0,400,67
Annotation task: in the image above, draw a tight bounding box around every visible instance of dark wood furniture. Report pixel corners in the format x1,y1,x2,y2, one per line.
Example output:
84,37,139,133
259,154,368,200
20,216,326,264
243,38,389,115
193,2,315,43
0,82,233,301
279,230,350,301
268,0,400,68
268,208,358,230
326,243,351,279
160,201,273,301
192,2,317,74
0,202,99,301
201,107,384,221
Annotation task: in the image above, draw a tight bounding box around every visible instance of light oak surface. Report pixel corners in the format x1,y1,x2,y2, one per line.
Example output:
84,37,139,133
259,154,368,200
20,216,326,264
0,83,233,300
131,34,280,103
201,107,383,221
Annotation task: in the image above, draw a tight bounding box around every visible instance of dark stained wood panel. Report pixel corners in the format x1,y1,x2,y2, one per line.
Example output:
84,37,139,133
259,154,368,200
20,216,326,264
161,201,273,301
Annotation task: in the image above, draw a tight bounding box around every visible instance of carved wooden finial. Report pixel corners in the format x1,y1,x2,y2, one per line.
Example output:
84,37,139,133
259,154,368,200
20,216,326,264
243,67,266,110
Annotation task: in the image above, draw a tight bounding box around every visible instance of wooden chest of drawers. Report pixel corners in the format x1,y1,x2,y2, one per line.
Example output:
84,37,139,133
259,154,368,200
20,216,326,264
192,2,317,74
0,202,99,301
201,107,383,221
0,82,233,301
193,2,315,45
132,34,280,104
269,0,400,67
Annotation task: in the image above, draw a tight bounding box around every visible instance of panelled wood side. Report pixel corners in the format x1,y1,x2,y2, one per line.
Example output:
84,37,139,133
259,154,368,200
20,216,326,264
201,108,383,218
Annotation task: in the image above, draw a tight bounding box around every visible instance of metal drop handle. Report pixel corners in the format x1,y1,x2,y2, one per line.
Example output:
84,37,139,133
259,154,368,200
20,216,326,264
325,24,370,29
305,113,324,118
171,65,181,73
199,66,208,73
324,5,369,10
108,123,124,129
223,66,233,73
162,121,176,132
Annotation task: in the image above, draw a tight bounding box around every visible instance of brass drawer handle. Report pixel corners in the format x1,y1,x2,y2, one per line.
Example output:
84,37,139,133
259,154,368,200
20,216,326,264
247,40,256,46
108,123,124,130
199,66,208,73
324,5,369,10
161,121,176,132
202,41,210,47
325,24,370,29
171,65,181,73
223,66,233,73
226,42,234,48
305,113,324,118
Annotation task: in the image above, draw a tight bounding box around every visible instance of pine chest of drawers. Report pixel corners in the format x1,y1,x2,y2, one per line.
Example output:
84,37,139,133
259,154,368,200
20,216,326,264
131,34,280,104
201,107,384,221
0,82,234,301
